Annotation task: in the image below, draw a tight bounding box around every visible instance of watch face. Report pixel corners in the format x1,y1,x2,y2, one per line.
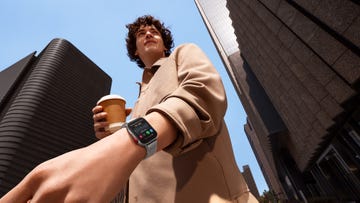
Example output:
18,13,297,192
128,118,157,144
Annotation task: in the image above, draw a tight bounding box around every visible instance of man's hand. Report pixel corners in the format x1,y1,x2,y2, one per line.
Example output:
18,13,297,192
0,111,177,203
92,105,132,139
0,129,143,203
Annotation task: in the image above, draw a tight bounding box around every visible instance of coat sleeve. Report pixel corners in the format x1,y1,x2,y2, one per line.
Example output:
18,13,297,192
146,43,228,156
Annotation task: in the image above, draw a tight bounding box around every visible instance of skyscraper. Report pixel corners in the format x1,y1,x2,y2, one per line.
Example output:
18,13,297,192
195,0,286,200
242,165,260,199
0,38,112,195
196,0,360,201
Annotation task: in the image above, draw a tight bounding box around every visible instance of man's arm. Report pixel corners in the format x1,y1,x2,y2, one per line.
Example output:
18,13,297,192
0,112,177,202
147,43,227,156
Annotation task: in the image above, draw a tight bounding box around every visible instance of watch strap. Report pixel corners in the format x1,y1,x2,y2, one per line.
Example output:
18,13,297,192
145,139,157,158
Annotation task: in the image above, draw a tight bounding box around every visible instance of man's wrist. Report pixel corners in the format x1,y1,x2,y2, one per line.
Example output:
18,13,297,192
143,112,178,151
122,117,158,159
119,128,147,160
103,128,147,162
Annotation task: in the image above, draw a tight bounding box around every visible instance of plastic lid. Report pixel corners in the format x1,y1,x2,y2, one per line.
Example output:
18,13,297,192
97,94,126,104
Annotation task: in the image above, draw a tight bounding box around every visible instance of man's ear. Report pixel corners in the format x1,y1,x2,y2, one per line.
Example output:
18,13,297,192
135,50,138,56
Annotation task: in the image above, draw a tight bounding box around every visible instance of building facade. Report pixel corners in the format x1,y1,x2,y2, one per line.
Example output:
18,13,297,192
196,0,360,201
242,165,261,199
0,38,112,195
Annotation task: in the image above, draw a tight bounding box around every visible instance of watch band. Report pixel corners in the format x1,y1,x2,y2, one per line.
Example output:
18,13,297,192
145,139,157,158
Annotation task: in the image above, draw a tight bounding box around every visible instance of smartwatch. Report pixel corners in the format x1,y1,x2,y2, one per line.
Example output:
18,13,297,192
123,117,158,159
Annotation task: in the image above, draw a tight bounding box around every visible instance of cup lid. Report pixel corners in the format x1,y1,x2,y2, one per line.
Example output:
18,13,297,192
97,94,126,104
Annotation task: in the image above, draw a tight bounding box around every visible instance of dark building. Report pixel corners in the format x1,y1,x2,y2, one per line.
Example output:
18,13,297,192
0,38,112,195
195,0,360,202
242,165,261,199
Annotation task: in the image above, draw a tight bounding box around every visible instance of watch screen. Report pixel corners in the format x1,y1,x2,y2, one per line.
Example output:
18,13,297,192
128,118,157,143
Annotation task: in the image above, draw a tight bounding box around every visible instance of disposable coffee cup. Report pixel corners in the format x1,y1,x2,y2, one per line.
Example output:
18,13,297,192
97,94,126,133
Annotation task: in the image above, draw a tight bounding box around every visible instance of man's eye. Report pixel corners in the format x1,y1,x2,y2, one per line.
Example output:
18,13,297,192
137,31,145,37
151,31,160,35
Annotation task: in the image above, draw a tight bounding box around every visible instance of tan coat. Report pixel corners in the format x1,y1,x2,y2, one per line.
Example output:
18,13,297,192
129,43,258,203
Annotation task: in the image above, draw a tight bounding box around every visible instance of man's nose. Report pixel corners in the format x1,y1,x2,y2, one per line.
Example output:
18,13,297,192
145,30,153,38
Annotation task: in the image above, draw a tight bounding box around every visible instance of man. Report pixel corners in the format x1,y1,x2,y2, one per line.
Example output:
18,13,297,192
1,15,257,203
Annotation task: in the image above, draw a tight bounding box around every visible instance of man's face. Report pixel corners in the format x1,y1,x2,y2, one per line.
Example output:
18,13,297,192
135,25,167,60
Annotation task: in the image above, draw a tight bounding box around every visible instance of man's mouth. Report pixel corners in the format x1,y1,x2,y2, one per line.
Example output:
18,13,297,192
144,40,157,45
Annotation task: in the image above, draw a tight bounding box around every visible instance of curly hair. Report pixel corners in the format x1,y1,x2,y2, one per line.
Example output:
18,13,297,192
126,15,174,68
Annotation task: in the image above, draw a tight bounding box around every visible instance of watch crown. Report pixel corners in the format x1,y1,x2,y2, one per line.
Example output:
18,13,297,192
133,137,138,142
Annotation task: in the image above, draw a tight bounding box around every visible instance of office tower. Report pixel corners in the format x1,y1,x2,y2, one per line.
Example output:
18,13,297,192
0,38,112,195
242,165,260,199
195,0,285,200
196,0,360,201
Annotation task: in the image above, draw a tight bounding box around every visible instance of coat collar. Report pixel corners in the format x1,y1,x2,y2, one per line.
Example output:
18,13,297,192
142,57,168,83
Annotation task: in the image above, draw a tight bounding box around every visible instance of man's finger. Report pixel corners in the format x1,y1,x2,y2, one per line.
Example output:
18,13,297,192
0,180,33,203
125,108,132,116
92,105,103,114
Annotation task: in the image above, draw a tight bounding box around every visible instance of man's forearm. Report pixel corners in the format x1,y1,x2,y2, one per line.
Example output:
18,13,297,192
142,112,178,152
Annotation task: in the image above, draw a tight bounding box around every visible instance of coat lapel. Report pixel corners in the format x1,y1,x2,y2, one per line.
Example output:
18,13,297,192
132,56,179,117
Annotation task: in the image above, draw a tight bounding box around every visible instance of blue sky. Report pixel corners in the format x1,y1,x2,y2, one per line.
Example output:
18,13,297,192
0,0,268,193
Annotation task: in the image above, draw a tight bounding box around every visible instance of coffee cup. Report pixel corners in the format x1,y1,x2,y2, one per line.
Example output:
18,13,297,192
97,94,126,133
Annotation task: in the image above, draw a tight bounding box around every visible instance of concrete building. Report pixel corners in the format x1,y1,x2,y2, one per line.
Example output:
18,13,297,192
242,165,260,199
195,0,360,201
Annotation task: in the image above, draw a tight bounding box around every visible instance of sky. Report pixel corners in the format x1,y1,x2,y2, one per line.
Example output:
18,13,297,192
0,0,268,194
